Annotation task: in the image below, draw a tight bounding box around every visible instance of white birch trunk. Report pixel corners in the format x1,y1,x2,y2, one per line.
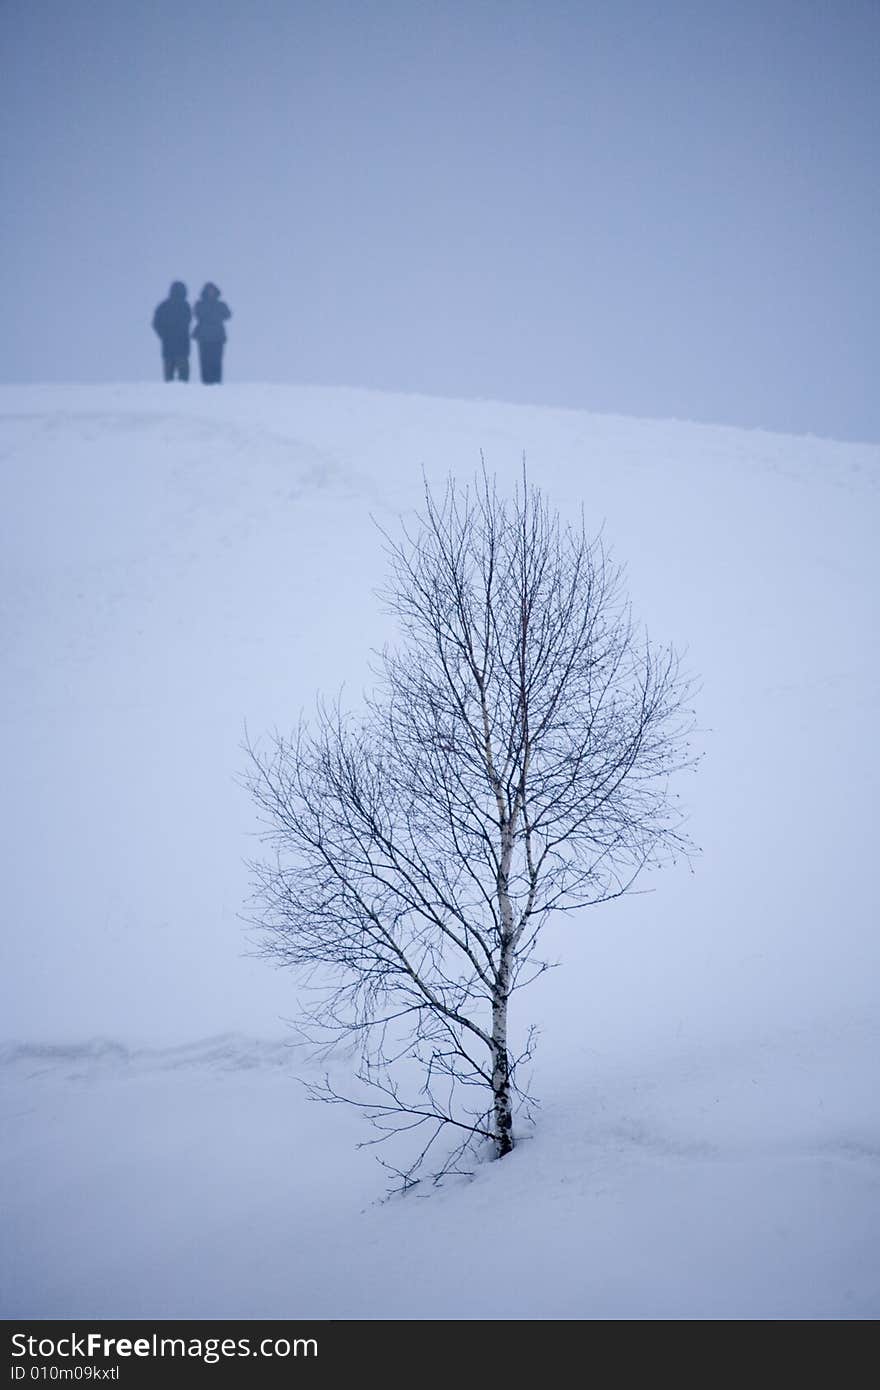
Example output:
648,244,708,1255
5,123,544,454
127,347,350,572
492,821,516,1157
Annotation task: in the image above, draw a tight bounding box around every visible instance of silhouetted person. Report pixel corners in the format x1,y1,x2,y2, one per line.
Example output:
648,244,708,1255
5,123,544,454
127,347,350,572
152,281,191,381
192,283,231,384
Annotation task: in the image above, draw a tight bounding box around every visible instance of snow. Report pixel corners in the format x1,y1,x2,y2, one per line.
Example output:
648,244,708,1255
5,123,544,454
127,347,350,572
1,383,878,1318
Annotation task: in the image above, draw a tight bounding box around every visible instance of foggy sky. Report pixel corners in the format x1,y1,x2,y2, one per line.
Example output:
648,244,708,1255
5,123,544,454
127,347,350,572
2,0,877,441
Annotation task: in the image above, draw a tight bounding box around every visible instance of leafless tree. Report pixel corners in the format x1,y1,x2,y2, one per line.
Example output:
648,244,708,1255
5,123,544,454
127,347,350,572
245,467,697,1187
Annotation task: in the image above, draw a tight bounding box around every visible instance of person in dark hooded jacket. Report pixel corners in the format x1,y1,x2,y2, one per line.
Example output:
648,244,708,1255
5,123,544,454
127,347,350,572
152,281,192,381
192,282,232,384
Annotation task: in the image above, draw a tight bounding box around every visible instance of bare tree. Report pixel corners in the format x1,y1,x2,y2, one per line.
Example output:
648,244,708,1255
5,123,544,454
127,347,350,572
246,468,696,1186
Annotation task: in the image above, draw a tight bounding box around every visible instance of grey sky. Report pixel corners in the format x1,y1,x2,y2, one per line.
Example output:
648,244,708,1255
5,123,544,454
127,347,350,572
2,0,877,440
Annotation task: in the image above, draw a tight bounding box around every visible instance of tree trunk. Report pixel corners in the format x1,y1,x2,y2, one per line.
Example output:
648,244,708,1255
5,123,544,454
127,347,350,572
493,813,516,1158
491,991,514,1157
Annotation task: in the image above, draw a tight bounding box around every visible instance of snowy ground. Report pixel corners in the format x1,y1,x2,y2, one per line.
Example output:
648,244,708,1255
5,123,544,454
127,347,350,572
1,384,878,1318
3,1018,879,1319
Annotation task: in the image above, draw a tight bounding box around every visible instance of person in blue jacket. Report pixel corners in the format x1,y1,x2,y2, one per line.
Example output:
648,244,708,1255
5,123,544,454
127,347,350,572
192,283,232,384
152,281,191,381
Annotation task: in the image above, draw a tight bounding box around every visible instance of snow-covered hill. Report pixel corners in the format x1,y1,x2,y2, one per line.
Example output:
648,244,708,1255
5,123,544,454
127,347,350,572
1,383,878,1318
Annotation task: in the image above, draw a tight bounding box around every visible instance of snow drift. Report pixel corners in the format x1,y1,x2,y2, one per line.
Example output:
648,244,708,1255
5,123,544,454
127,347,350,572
1,383,878,1318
